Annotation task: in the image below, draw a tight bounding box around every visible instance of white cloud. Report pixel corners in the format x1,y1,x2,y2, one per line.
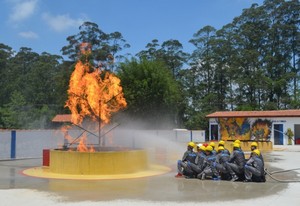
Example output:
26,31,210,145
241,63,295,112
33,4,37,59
42,13,85,32
9,0,38,22
19,31,39,39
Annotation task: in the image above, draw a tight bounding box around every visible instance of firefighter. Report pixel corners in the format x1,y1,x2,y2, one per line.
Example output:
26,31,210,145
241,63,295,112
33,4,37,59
197,145,218,180
218,140,230,155
188,144,207,177
209,142,217,155
175,142,197,178
225,142,246,181
244,149,265,182
249,142,264,164
213,146,231,180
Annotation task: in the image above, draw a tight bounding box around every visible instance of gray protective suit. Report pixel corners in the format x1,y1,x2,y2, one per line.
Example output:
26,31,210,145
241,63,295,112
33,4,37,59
215,150,230,174
177,148,197,175
244,154,265,182
225,148,246,178
198,152,218,179
188,151,206,175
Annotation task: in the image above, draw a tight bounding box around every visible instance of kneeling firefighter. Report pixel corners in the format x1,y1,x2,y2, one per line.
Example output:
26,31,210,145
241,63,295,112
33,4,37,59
244,149,266,182
175,142,197,178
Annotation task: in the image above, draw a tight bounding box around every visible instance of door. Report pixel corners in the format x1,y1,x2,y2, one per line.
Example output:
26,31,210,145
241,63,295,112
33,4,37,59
294,125,300,145
274,124,283,145
210,124,218,141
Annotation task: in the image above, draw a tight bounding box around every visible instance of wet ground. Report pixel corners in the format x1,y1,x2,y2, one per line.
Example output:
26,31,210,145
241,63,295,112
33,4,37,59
1,147,300,205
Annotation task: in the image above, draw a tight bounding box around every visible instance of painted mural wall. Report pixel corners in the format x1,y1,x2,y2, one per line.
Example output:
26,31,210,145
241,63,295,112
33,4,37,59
218,117,272,141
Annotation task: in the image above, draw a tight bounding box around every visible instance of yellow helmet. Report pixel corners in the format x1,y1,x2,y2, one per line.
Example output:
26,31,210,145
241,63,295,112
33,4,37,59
233,142,240,148
206,145,213,152
218,140,225,146
209,142,215,148
188,142,196,148
217,146,224,152
200,145,206,151
252,149,260,156
251,142,258,147
234,140,241,144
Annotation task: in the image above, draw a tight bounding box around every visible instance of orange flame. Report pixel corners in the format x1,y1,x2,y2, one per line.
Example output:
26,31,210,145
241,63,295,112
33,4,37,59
64,42,127,152
65,43,127,125
77,135,95,152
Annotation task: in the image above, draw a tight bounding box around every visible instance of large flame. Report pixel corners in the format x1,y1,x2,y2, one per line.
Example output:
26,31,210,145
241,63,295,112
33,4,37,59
64,43,127,151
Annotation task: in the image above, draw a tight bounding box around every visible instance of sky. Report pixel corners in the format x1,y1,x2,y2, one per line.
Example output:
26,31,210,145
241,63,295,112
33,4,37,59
1,0,264,58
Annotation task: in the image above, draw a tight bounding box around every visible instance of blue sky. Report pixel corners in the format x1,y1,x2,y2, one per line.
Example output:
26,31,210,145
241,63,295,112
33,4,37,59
1,0,264,58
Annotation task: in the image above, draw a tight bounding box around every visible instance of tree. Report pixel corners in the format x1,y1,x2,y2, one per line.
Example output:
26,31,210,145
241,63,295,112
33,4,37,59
231,3,269,110
117,58,183,129
61,21,130,71
137,39,189,78
0,43,14,106
0,91,27,128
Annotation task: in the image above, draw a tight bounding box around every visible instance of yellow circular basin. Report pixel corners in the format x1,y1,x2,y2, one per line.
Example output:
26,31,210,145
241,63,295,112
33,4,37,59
49,148,148,175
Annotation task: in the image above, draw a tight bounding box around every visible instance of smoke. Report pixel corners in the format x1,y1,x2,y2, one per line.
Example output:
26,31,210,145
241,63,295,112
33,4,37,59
100,114,187,165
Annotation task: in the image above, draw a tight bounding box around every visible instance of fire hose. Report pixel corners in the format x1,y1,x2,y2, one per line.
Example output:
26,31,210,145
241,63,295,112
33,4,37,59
264,168,300,183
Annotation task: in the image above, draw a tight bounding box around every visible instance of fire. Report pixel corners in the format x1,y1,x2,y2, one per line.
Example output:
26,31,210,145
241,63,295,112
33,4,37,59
64,42,127,152
77,135,95,152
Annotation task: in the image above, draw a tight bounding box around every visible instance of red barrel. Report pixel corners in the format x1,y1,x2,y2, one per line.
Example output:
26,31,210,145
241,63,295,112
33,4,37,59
43,149,50,166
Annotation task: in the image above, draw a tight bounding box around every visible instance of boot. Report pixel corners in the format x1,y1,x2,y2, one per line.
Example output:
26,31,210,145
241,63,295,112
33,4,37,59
197,173,205,180
231,174,239,182
175,173,183,178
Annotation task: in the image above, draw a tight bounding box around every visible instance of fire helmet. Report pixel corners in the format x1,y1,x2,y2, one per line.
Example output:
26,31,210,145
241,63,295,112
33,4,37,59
206,145,213,152
218,140,225,146
209,142,216,148
234,140,241,144
188,142,196,148
252,149,260,156
217,146,224,152
233,142,240,148
251,142,258,147
200,145,206,151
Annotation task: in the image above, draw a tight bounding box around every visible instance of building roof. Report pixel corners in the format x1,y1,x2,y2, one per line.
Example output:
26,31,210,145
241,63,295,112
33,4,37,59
52,114,72,122
206,110,300,118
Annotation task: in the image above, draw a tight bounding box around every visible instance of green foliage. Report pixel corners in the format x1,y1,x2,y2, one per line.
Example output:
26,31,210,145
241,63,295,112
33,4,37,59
61,21,130,71
136,39,189,78
0,91,27,128
117,58,183,129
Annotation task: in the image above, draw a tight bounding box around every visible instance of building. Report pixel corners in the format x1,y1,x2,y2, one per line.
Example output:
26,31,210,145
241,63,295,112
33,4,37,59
206,110,300,145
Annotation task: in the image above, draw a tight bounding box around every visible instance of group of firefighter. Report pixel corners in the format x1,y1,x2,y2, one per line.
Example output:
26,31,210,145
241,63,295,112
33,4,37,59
175,140,266,182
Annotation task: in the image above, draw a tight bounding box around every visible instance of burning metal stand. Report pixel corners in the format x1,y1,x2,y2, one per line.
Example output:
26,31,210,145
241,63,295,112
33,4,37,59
64,122,120,150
